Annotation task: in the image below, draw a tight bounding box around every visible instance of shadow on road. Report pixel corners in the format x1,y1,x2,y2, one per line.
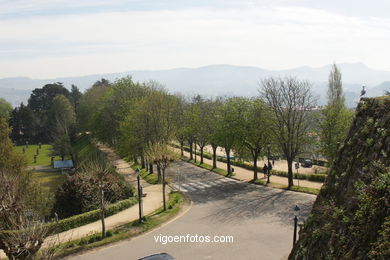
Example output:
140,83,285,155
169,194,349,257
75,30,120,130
167,161,315,226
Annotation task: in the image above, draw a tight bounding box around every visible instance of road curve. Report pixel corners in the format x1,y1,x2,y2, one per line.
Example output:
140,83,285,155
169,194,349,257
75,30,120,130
67,161,316,260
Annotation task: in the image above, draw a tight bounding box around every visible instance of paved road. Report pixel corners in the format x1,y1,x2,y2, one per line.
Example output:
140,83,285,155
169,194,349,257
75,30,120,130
68,161,315,260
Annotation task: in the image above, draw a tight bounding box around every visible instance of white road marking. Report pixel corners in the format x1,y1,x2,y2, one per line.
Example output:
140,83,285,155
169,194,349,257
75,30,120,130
187,182,206,189
181,183,196,191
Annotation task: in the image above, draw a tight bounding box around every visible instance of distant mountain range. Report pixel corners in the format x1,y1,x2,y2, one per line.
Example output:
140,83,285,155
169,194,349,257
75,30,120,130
1,63,389,107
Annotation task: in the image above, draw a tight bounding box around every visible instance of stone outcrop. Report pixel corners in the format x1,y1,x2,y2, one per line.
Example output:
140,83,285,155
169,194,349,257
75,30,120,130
289,97,390,259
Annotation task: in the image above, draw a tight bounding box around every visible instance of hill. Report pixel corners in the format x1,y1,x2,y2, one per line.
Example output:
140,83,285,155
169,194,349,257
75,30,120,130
1,63,389,106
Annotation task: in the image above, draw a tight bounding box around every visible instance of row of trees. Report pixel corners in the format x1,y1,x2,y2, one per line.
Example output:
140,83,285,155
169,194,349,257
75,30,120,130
76,64,352,189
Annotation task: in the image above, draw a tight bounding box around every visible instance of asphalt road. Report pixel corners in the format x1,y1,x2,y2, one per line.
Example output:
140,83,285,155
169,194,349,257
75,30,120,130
67,161,316,260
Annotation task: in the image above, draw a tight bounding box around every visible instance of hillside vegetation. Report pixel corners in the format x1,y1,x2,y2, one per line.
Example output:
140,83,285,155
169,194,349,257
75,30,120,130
290,97,390,259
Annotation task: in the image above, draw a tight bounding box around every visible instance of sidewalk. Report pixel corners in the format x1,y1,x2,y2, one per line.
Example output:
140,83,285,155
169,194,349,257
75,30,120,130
0,145,165,258
179,149,323,190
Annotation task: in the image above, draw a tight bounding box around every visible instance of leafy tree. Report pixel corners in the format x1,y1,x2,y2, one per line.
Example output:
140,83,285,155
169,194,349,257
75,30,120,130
214,97,246,175
27,83,71,142
49,95,76,160
78,78,111,132
92,77,148,145
260,77,316,188
9,103,36,144
240,98,272,180
70,84,82,113
319,64,353,163
0,97,12,119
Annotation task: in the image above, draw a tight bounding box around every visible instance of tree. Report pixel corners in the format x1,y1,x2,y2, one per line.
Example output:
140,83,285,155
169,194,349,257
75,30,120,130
79,153,115,238
214,97,246,175
145,143,178,211
92,77,148,145
69,84,82,113
49,95,76,160
78,78,111,132
0,98,12,119
260,77,316,188
53,151,132,219
9,103,36,144
319,64,353,164
240,98,272,180
27,83,71,142
0,117,49,260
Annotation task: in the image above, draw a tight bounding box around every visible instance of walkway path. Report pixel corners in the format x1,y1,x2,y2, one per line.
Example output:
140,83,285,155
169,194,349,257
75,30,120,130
179,149,323,190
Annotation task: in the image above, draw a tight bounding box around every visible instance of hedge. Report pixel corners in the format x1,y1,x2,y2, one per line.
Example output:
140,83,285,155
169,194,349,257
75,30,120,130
173,143,327,183
47,197,137,234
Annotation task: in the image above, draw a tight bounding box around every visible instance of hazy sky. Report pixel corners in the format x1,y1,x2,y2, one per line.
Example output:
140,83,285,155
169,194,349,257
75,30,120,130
1,0,390,78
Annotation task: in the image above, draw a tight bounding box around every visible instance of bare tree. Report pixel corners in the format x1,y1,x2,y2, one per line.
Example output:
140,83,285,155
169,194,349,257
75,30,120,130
260,77,316,188
145,143,178,211
80,153,114,238
0,172,48,260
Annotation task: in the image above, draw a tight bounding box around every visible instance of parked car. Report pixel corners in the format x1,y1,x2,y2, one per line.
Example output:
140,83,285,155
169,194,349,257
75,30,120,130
138,253,175,260
301,159,313,168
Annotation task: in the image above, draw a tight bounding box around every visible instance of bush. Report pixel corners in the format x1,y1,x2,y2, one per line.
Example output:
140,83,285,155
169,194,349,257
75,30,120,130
47,198,137,234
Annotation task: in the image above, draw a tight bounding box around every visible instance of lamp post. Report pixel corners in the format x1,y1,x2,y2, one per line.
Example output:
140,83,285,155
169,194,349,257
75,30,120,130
135,168,143,223
293,204,300,246
266,142,271,184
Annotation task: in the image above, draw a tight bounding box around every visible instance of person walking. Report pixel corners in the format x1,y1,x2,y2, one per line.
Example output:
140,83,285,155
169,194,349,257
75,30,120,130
263,164,268,178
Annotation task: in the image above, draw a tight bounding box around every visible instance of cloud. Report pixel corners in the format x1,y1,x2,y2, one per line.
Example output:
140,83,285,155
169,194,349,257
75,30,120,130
0,4,390,78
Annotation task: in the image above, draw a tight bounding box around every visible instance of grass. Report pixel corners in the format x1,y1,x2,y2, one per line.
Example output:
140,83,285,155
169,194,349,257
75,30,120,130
131,164,159,184
71,134,97,162
253,179,320,195
48,191,186,259
32,171,67,194
15,144,63,166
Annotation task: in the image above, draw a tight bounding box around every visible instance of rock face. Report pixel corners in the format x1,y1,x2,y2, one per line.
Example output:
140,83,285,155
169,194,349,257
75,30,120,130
289,97,390,259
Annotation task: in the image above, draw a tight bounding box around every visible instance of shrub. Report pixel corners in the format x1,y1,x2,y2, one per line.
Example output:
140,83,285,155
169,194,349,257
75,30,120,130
47,198,137,234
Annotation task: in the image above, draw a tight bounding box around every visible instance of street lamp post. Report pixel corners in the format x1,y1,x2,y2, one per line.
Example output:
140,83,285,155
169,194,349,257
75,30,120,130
293,204,300,246
266,142,271,184
135,168,143,223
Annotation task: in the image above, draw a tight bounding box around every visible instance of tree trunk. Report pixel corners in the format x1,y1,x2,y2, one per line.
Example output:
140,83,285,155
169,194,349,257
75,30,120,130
287,158,294,188
212,145,217,169
162,168,166,211
189,141,193,160
253,152,259,180
226,148,231,175
141,156,145,169
200,146,204,164
100,189,106,238
194,143,197,163
145,160,149,171
157,165,162,183
149,162,153,174
180,140,184,157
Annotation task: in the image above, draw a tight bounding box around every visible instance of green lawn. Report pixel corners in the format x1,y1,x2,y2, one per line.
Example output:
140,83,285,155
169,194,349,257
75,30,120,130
15,144,63,166
32,171,67,194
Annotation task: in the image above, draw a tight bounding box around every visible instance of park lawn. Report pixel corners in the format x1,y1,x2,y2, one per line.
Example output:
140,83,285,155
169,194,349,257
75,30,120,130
15,144,63,166
32,171,67,194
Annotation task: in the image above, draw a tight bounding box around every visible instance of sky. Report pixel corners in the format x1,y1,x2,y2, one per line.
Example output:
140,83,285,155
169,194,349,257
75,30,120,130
1,0,390,78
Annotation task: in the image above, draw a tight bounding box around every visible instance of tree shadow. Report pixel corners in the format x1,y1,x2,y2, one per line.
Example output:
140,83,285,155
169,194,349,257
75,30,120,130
167,161,315,227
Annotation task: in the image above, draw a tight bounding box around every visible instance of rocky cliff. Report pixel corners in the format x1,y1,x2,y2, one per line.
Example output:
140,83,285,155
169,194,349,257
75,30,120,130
289,97,390,259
